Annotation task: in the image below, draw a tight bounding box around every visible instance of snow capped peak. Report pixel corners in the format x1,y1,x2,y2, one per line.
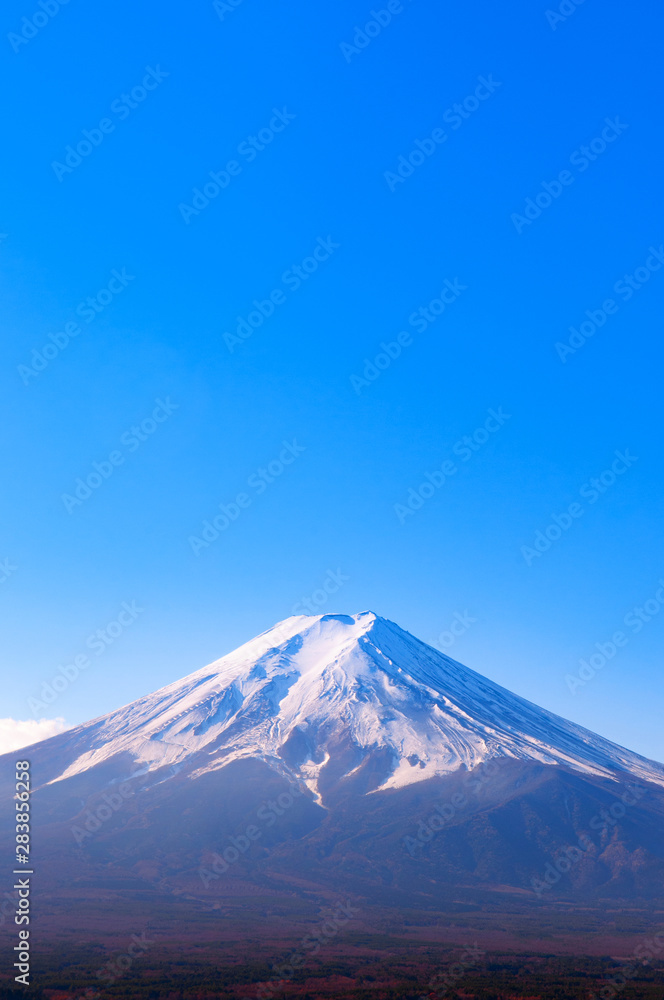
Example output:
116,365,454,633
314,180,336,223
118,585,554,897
43,612,664,799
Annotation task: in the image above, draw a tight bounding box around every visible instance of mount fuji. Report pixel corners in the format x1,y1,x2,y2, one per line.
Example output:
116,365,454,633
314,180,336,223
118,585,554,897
23,611,664,798
5,611,664,932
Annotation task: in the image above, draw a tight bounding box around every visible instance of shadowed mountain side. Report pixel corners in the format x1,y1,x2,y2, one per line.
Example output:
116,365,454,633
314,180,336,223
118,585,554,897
13,756,664,916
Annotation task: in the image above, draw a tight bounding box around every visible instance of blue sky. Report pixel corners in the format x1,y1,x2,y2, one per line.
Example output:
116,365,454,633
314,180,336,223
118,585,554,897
2,0,663,761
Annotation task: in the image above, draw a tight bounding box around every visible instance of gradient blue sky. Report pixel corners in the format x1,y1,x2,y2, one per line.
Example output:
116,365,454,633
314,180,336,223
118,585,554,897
2,0,663,760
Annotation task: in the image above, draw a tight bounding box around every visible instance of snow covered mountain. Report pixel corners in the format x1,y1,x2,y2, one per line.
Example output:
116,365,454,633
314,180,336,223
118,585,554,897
34,610,664,799
6,611,664,923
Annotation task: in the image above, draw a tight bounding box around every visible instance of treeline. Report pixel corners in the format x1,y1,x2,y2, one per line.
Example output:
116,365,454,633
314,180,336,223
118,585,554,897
1,951,663,1000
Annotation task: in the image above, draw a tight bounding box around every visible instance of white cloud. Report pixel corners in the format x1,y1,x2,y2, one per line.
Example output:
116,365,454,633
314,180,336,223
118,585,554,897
0,717,70,755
